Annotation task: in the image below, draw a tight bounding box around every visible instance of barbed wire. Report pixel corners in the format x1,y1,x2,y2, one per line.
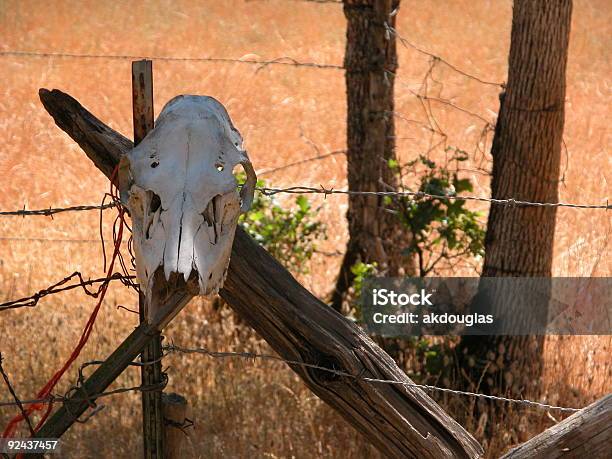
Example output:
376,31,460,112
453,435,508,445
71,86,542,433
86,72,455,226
255,186,611,210
258,149,346,176
1,42,499,90
1,188,609,218
0,236,113,243
0,50,343,70
408,91,494,126
0,272,136,312
161,343,582,413
0,354,36,436
0,344,582,414
0,202,118,217
1,24,504,89
0,355,166,410
0,381,166,409
385,24,503,88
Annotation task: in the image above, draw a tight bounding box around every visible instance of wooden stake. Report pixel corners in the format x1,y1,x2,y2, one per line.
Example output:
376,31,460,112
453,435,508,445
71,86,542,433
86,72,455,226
162,393,190,459
132,60,154,145
132,60,165,459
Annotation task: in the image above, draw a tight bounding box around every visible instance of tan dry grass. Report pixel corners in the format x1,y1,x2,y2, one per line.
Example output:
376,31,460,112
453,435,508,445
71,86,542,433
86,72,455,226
0,0,610,457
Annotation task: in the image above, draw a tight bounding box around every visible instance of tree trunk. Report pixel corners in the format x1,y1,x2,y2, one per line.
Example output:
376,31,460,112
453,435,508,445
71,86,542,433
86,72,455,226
332,0,415,312
458,0,573,440
484,0,571,279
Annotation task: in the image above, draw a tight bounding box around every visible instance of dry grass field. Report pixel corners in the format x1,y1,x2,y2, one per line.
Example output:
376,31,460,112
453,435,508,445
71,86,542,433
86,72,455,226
0,0,610,457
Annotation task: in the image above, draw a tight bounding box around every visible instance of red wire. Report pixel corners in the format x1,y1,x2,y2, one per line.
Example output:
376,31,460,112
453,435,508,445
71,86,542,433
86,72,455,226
2,166,127,439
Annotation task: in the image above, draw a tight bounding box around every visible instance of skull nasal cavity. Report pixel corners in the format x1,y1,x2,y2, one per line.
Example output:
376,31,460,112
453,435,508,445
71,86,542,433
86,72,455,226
145,192,162,240
202,196,219,227
149,192,161,213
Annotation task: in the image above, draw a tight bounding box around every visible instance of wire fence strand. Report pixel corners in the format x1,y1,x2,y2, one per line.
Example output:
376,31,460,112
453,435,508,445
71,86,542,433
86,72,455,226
0,381,166,409
1,23,502,87
0,236,111,243
255,186,611,210
0,50,343,70
1,188,609,217
385,24,503,88
0,272,135,312
162,343,582,413
0,344,582,414
0,202,118,217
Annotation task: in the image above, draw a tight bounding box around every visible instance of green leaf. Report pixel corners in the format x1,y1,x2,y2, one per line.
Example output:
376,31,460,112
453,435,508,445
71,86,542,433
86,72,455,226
453,178,473,193
296,195,310,213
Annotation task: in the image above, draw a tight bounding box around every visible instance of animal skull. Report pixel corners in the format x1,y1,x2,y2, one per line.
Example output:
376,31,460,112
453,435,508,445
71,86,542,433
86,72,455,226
120,95,256,321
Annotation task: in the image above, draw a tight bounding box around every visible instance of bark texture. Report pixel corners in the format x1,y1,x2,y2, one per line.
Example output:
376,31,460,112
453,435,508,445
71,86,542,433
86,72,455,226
333,0,414,311
458,0,573,438
501,395,611,459
484,0,572,279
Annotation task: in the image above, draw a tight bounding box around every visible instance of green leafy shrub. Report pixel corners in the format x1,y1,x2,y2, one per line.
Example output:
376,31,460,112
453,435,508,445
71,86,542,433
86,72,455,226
238,174,326,274
350,261,378,299
389,148,485,276
346,261,378,321
347,150,484,381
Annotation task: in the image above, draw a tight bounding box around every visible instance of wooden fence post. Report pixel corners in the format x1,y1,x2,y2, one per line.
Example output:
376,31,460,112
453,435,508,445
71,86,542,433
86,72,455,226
132,60,154,143
132,59,165,459
162,393,190,459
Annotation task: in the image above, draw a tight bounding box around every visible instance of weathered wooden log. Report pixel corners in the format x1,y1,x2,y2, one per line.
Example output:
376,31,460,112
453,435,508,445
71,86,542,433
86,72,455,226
37,88,483,458
501,394,611,459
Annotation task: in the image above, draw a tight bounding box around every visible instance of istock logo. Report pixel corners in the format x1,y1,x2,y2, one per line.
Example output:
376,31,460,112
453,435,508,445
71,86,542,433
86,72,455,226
372,288,433,307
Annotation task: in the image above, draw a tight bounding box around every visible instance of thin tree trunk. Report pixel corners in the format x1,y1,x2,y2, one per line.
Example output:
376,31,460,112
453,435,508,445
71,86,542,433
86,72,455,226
484,0,571,279
458,0,573,439
333,0,414,312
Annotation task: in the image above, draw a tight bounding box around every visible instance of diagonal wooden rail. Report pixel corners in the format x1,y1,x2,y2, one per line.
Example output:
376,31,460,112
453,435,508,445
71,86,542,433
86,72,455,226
34,88,483,458
501,394,611,459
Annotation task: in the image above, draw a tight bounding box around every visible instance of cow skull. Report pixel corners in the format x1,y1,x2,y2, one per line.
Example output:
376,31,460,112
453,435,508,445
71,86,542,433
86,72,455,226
119,95,256,321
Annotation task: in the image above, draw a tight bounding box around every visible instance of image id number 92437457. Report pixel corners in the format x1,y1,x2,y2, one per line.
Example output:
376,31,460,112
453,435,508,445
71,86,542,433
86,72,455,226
0,438,61,454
